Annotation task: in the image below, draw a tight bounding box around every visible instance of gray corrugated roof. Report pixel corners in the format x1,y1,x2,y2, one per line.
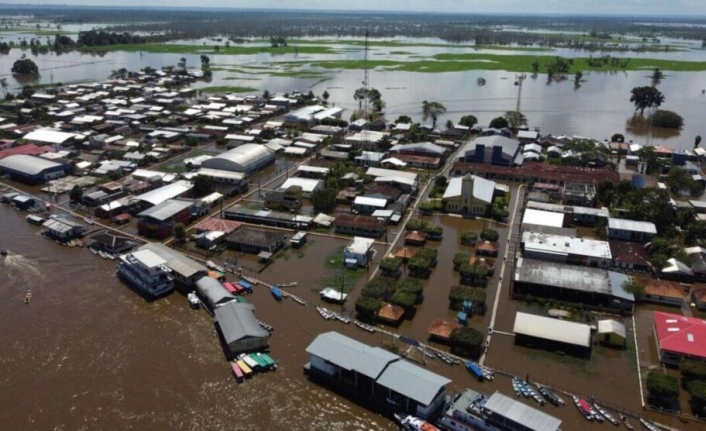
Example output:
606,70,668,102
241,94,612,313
608,271,635,302
196,276,236,308
0,154,63,175
214,301,269,344
138,199,194,221
376,359,451,406
134,180,193,207
42,217,83,233
484,392,561,431
306,331,371,372
515,258,612,295
139,243,207,278
608,218,657,234
442,174,495,204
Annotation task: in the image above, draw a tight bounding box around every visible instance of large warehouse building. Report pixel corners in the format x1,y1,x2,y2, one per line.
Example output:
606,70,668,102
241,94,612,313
513,312,592,358
201,144,275,175
0,154,70,183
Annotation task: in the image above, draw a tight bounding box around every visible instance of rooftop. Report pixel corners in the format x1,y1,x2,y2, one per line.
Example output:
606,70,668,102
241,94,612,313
597,319,626,339
138,199,194,222
608,218,657,234
0,154,65,175
133,180,193,207
513,312,591,348
377,302,406,321
637,276,686,300
139,242,207,279
654,311,706,359
427,318,462,340
345,236,375,255
522,208,565,228
453,161,620,185
228,226,284,245
214,301,269,344
334,214,384,230
376,358,451,406
484,392,562,431
130,249,168,268
522,231,611,260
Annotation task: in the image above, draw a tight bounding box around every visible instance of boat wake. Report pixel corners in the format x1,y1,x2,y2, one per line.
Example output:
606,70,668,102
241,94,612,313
4,254,43,280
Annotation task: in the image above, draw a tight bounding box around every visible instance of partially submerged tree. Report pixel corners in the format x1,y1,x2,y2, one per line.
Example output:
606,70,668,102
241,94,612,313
421,100,447,129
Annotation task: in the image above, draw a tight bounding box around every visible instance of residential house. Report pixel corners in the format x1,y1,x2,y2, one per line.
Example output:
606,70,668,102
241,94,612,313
343,236,376,268
226,227,286,254
653,311,706,367
609,241,652,273
563,182,596,207
638,276,686,307
137,199,194,240
690,284,706,311
214,302,269,356
353,196,388,215
333,214,386,238
607,218,657,243
42,218,84,241
265,186,303,211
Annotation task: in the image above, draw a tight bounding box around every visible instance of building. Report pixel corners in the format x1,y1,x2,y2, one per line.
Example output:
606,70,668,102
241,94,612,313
353,196,388,215
333,214,386,238
42,217,84,241
11,194,35,210
661,258,695,282
607,218,657,243
89,232,134,254
264,186,302,211
521,231,611,267
525,201,609,226
453,161,620,186
513,312,592,358
457,135,522,166
291,231,308,248
597,319,627,348
638,277,686,307
654,311,706,367
305,332,450,420
442,174,495,216
513,258,635,311
22,129,76,146
563,182,596,206
522,208,566,229
117,249,175,298
691,284,706,310
609,241,652,273
226,227,285,254
201,143,275,175
214,301,269,356
284,105,326,124
137,199,194,239
278,177,323,198
225,205,313,230
132,180,194,209
343,237,376,269
196,276,236,310
440,389,562,431
0,154,69,184
139,242,208,287
427,318,463,342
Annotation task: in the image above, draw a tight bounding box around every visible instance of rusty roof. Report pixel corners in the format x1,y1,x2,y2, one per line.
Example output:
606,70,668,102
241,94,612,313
334,214,384,230
427,318,463,340
195,218,243,234
377,302,405,322
636,276,686,300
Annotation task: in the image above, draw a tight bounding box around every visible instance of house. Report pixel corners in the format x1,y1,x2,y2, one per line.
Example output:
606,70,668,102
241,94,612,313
521,231,611,267
427,318,463,342
343,237,376,268
661,258,695,282
597,319,626,348
404,231,427,246
517,130,539,144
89,232,134,254
690,284,706,310
226,227,285,254
637,277,686,307
609,241,652,273
456,135,522,167
278,177,322,198
653,311,706,367
305,332,450,420
607,218,656,243
214,301,270,356
522,208,566,229
196,276,236,311
513,312,592,358
453,161,620,186
563,182,596,206
11,194,35,210
42,218,84,241
137,199,194,240
225,205,313,230
377,302,406,325
442,174,496,216
264,186,302,211
139,242,208,287
353,196,388,215
334,214,386,238
354,151,385,167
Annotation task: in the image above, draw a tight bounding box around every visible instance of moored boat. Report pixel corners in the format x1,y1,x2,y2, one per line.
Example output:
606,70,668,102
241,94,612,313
511,378,523,397
259,353,277,370
26,214,46,225
276,282,297,288
465,361,485,382
536,384,562,406
248,353,269,370
239,353,259,371
639,418,662,431
394,413,440,431
594,403,619,425
317,306,330,320
236,360,252,377
573,396,594,421
270,286,283,301
231,362,244,382
24,290,32,304
354,320,376,332
292,296,306,305
187,292,201,309
90,247,99,255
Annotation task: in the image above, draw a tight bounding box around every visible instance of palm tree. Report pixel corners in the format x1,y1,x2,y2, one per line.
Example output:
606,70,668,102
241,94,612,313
422,100,447,129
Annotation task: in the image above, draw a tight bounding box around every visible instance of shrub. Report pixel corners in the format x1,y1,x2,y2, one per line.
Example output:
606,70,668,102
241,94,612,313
355,296,382,323
646,372,679,399
650,110,684,129
390,290,416,309
448,285,487,310
480,229,499,242
453,252,471,271
460,230,478,246
682,360,706,383
379,257,402,274
450,327,484,358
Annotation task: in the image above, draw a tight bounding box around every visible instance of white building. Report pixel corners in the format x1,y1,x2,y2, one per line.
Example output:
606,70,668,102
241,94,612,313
522,208,565,229
278,177,323,198
607,218,657,243
522,231,611,267
343,237,376,269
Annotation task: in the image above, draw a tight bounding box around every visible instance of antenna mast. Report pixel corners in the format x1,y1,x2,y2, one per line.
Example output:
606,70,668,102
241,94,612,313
363,29,370,148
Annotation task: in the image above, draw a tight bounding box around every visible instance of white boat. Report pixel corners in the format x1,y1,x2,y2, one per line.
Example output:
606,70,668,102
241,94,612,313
90,247,99,255
117,249,175,298
292,296,306,305
593,403,619,425
277,282,298,288
317,307,331,320
354,321,376,333
394,414,440,431
187,292,201,309
639,418,662,431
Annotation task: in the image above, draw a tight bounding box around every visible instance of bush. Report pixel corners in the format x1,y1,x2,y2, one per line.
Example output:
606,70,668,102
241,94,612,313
449,327,484,358
397,277,424,296
459,262,489,280
687,380,706,413
379,257,402,274
355,295,382,323
390,290,416,309
460,230,478,246
448,285,487,310
611,133,625,143
489,116,508,129
453,252,471,271
682,360,706,383
646,372,680,399
480,229,499,242
650,110,684,129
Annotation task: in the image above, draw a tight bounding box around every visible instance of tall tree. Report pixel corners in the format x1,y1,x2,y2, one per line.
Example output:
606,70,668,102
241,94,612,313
459,115,478,128
421,100,447,129
696,135,702,148
630,86,665,115
322,90,329,102
353,87,368,110
503,111,528,130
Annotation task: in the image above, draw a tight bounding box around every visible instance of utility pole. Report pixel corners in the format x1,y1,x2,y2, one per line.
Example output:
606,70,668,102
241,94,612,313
515,73,526,113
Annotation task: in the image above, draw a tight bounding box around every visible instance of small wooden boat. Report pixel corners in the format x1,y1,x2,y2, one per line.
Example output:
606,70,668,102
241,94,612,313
90,247,99,255
536,384,562,406
248,353,269,370
107,253,116,261
594,403,619,425
276,282,297,288
257,320,273,333
24,290,32,304
573,396,594,421
259,353,277,370
317,306,331,320
623,415,634,430
511,378,523,397
354,320,376,333
270,286,283,301
416,346,435,360
231,362,244,383
292,296,306,305
639,418,661,431
99,251,110,259
240,275,258,285
236,360,252,377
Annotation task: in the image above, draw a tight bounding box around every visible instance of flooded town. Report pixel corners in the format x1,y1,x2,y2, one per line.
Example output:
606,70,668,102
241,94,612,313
2,4,706,431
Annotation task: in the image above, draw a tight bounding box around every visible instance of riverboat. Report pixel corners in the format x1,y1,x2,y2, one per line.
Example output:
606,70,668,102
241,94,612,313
231,362,244,383
239,353,259,371
236,360,252,377
24,290,32,304
573,396,595,421
187,292,201,309
26,214,46,225
117,249,175,298
270,286,283,301
465,361,485,381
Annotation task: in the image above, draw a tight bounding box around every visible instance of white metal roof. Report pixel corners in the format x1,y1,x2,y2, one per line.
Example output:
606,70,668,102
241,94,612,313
484,392,561,431
608,218,657,234
522,208,564,228
23,129,76,144
345,237,375,255
442,174,495,204
133,180,193,206
131,249,168,268
0,155,64,175
196,168,246,182
279,177,322,193
354,196,387,208
297,165,329,174
513,312,591,348
365,167,417,182
138,199,194,221
597,319,626,339
522,231,611,260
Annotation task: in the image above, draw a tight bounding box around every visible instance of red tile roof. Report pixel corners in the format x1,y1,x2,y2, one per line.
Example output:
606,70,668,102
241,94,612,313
377,302,405,322
427,318,463,340
654,311,706,359
0,144,55,160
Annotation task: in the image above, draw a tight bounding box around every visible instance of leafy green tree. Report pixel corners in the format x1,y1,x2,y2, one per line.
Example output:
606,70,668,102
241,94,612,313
695,135,702,148
630,86,665,115
453,252,471,271
480,229,499,242
353,87,368,110
621,279,645,299
489,116,509,129
322,90,329,102
20,85,35,99
390,290,416,309
191,175,214,197
379,257,402,274
421,100,447,129
682,360,706,383
531,61,540,73
69,185,83,203
395,115,412,124
449,327,484,358
650,110,684,129
11,58,38,74
611,133,625,142
355,295,382,323
448,285,486,310
647,372,680,400
460,230,478,246
311,188,337,214
503,111,527,130
445,119,454,130
173,223,186,242
459,115,478,128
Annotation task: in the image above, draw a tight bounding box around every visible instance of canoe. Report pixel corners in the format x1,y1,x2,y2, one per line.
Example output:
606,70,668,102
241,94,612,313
248,353,269,369
594,403,619,425
260,353,277,370
277,282,297,288
511,378,523,397
231,362,244,382
639,418,661,431
24,290,32,304
236,360,252,376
